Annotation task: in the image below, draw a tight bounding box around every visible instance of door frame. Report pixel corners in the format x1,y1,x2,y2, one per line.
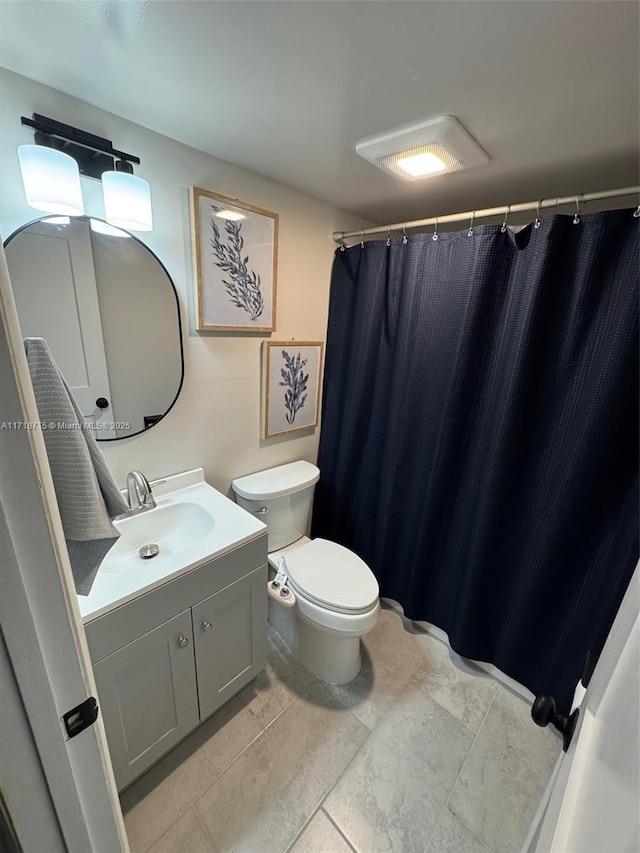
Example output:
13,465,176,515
523,563,639,852
0,623,66,853
0,239,128,851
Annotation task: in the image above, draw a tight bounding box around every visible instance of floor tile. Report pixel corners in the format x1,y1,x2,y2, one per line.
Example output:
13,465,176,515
146,808,218,853
324,682,475,853
412,636,498,733
196,681,370,853
121,688,262,853
324,607,427,729
247,627,317,730
448,686,561,853
289,809,354,853
425,809,491,853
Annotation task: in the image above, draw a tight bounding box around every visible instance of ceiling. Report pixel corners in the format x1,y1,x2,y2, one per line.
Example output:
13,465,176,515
0,1,638,225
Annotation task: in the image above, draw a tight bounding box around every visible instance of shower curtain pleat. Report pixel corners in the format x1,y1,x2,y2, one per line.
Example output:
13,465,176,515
312,211,639,712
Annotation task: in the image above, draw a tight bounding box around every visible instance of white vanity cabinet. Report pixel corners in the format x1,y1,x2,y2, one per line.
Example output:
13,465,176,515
93,610,199,787
84,534,268,790
192,568,266,720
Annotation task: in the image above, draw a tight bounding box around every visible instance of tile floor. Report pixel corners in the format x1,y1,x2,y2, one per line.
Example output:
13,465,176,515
121,606,560,853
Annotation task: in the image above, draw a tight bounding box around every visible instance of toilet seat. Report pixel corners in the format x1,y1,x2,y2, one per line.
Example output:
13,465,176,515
282,538,379,615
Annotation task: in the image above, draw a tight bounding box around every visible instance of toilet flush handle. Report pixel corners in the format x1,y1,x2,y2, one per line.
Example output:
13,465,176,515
253,506,269,514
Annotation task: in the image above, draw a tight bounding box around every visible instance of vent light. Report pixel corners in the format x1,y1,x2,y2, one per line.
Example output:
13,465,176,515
355,115,489,182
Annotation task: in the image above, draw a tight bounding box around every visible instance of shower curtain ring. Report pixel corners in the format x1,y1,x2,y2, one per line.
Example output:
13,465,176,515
573,195,582,225
501,204,511,233
468,210,475,237
361,229,365,249
386,226,391,247
633,205,640,218
432,217,439,241
535,200,543,229
402,223,408,245
339,231,346,252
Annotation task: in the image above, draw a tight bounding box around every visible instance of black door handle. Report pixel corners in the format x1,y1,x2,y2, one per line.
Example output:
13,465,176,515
532,695,579,752
96,397,109,409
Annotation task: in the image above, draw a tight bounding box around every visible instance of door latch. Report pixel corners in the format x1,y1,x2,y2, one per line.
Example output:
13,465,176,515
63,697,99,739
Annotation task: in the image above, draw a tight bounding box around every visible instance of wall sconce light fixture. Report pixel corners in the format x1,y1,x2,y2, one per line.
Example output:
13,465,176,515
17,144,84,215
19,114,153,231
102,166,153,233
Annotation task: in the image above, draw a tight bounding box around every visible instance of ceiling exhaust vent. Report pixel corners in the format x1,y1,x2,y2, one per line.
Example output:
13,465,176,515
355,115,489,181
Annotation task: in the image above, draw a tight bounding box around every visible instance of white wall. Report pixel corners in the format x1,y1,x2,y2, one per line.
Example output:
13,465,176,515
0,68,369,492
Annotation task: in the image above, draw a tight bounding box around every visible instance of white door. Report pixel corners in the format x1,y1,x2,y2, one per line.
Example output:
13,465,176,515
0,241,127,850
523,564,639,853
5,217,116,437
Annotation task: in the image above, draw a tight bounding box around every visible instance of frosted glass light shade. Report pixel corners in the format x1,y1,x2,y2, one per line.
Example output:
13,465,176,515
18,144,84,215
102,171,153,232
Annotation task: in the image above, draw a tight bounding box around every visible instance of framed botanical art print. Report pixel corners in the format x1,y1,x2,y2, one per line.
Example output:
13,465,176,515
190,187,278,332
262,341,324,439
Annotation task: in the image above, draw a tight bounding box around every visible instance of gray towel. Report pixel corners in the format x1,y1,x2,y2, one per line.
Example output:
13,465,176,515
24,337,129,595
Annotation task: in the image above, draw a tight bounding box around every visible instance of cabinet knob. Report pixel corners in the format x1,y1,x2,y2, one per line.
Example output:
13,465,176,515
177,635,190,649
202,620,213,632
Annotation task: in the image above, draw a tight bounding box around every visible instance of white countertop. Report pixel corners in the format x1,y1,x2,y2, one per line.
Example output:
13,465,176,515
79,469,266,623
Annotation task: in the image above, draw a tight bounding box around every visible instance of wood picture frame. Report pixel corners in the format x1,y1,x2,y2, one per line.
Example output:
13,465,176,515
190,187,278,332
262,341,324,439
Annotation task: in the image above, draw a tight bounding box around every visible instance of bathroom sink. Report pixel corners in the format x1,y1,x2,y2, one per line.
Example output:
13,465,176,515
78,468,267,622
101,502,216,572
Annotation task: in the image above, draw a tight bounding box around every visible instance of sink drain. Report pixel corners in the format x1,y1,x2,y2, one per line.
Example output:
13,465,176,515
139,543,160,560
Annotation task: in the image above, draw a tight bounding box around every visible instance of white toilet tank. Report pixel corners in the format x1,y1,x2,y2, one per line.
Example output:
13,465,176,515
232,461,320,552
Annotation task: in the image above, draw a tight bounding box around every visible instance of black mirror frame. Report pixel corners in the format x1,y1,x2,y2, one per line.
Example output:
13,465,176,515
3,214,185,442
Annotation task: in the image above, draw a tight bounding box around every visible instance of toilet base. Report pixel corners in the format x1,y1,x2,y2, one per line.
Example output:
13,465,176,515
269,599,363,684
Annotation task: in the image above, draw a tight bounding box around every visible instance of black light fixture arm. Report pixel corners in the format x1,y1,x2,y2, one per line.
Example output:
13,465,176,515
21,113,141,179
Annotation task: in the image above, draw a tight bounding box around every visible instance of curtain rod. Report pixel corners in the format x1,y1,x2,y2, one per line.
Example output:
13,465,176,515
333,185,640,243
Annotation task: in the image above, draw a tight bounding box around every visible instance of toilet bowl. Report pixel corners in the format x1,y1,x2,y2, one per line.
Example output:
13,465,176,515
232,461,380,684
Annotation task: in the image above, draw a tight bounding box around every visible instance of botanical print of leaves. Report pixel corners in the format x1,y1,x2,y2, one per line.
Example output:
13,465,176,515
279,350,309,424
208,204,264,320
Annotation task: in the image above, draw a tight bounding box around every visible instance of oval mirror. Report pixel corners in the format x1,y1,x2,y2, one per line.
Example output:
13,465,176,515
4,215,183,440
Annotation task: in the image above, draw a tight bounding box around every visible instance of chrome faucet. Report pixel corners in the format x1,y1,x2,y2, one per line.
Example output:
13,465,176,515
126,470,157,512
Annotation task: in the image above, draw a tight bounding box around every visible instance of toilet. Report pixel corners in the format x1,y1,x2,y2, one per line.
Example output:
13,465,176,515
232,460,380,684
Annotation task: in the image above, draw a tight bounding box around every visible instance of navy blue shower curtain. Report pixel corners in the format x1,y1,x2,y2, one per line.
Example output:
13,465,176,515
313,211,639,713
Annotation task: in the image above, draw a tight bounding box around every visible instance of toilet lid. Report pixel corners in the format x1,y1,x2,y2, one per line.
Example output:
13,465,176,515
283,538,379,614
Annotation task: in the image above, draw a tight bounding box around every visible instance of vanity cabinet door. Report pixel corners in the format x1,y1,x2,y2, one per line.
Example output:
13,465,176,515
93,609,199,790
192,566,267,721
